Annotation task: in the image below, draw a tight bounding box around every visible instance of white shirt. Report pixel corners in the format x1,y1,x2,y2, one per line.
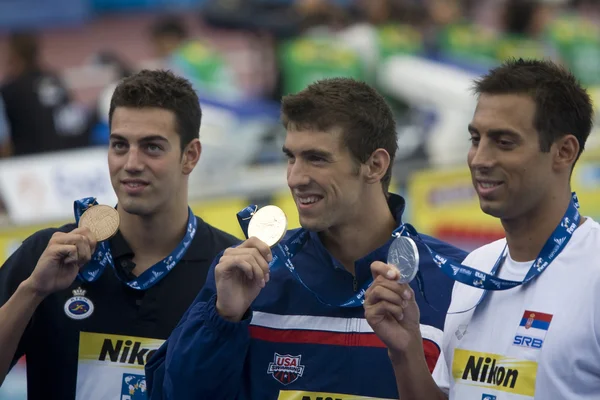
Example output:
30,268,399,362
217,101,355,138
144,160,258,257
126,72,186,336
433,217,600,399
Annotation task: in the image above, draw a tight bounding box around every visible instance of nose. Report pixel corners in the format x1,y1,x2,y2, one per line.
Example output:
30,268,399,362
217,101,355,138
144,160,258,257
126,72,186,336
287,160,310,189
124,147,144,174
468,137,496,173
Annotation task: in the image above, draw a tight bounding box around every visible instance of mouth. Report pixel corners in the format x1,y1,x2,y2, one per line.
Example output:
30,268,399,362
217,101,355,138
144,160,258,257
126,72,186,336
475,180,504,197
121,179,149,194
295,194,324,210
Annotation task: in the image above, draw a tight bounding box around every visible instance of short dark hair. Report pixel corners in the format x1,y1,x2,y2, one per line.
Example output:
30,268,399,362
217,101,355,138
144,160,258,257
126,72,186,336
8,31,39,69
109,69,201,150
473,58,593,164
281,78,398,194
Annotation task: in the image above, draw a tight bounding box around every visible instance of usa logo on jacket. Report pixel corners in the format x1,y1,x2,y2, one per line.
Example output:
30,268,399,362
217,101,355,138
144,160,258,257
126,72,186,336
267,353,305,385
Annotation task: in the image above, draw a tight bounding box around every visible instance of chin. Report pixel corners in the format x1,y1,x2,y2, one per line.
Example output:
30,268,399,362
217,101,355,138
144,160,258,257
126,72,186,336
299,217,327,232
479,200,509,219
119,200,155,217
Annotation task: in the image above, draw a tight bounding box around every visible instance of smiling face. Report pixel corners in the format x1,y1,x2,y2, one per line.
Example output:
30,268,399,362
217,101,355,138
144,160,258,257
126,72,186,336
108,106,199,217
467,93,556,220
283,129,367,232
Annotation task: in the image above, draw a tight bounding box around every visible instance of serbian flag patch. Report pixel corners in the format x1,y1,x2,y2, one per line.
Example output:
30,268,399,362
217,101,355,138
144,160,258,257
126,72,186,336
513,310,553,349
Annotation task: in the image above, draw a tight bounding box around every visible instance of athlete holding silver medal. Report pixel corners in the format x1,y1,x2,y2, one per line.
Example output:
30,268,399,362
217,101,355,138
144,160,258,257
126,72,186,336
367,59,600,400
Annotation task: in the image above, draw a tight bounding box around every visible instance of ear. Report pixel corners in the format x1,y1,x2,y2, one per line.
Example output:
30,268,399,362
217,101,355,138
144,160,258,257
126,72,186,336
363,148,390,185
181,139,201,175
553,134,579,173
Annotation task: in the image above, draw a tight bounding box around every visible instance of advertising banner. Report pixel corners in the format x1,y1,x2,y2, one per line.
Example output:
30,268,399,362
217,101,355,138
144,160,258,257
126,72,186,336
407,159,600,251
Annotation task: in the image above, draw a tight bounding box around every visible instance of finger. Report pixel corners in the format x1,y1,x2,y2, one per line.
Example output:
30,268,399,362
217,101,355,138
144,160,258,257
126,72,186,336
56,232,94,266
242,237,273,263
54,231,91,247
48,231,66,245
73,235,92,267
365,300,405,323
364,284,404,307
246,247,271,281
222,247,271,282
365,274,397,298
250,262,267,288
222,255,267,288
53,244,79,265
398,283,414,301
233,253,266,286
71,227,97,253
370,275,414,299
234,247,270,272
219,256,256,280
372,279,413,302
370,261,399,281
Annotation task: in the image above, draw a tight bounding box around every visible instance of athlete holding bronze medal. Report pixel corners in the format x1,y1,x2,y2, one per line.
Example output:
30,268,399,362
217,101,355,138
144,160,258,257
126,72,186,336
0,70,239,400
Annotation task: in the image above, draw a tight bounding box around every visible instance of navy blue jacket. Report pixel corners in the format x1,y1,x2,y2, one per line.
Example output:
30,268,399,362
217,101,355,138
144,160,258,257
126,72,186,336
146,194,468,400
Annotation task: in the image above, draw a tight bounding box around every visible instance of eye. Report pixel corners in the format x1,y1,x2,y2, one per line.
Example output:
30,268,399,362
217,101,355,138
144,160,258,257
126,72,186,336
497,139,515,148
469,136,480,145
145,143,163,153
111,141,127,152
307,155,326,163
285,153,295,164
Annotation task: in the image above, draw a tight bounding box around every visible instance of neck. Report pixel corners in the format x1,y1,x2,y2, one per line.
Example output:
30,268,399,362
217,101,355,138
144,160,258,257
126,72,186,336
117,204,189,274
503,189,576,262
320,192,396,274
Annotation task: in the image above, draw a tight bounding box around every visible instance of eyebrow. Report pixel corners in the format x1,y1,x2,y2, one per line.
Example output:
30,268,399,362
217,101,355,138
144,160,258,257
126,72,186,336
282,146,333,160
109,134,169,143
468,124,521,139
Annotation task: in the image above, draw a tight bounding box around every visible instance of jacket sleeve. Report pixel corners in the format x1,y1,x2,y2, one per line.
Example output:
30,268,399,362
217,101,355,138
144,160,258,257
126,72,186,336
146,253,252,400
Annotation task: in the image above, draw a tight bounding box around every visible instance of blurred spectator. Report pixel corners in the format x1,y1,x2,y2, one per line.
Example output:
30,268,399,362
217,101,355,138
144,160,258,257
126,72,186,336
149,15,243,101
87,50,136,145
90,50,135,80
296,0,351,33
149,15,190,59
0,31,90,157
501,0,559,38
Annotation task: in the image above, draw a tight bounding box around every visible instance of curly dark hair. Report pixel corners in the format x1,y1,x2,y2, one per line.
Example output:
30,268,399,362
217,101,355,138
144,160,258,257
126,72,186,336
109,69,200,150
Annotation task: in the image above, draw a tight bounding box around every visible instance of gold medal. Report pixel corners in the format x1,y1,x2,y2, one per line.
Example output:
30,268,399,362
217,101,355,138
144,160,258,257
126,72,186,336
78,205,120,242
247,205,288,247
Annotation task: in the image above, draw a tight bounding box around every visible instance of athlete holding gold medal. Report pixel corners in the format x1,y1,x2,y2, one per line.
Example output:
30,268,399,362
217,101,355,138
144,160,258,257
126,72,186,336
0,70,239,400
146,78,468,400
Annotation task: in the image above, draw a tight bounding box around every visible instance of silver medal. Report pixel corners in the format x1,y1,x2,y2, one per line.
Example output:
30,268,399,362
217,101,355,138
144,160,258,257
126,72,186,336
387,236,420,283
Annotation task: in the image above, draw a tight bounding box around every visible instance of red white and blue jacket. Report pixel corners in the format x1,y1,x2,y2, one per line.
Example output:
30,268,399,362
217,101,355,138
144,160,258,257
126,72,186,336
146,194,468,400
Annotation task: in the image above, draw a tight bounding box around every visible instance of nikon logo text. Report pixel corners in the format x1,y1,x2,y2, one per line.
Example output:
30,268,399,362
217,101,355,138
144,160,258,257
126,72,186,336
452,349,538,397
463,355,518,388
98,339,156,366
